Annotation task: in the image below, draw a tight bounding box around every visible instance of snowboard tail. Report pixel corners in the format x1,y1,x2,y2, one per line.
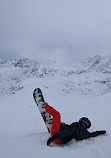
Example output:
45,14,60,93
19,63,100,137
33,88,53,133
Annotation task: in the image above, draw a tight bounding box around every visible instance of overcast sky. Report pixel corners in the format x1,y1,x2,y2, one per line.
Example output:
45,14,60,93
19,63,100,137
0,0,111,62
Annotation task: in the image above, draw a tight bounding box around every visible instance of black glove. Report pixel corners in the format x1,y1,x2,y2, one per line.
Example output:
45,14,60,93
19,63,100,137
96,130,106,135
47,133,60,146
99,130,106,134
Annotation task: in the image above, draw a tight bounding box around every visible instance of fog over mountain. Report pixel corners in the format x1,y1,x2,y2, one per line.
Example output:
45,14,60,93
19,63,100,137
0,0,111,62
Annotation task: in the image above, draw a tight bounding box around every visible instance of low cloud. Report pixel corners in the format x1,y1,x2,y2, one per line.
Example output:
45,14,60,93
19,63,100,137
0,0,111,62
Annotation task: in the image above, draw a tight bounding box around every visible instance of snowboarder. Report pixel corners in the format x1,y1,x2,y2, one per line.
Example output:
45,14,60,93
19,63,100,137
45,104,106,145
33,88,106,146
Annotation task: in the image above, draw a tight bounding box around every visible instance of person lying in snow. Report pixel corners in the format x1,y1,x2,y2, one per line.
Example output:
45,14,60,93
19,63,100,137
44,104,106,146
33,88,106,146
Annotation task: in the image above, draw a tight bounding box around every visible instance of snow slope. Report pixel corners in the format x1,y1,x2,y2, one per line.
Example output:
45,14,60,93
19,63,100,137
0,54,111,158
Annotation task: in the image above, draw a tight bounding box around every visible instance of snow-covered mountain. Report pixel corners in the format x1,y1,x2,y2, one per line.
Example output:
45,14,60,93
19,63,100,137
0,54,111,96
0,54,111,158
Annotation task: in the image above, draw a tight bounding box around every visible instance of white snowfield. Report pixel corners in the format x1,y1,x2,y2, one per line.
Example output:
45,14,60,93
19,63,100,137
0,54,111,158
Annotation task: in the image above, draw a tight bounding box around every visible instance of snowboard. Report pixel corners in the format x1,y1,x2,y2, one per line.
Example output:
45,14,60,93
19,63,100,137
33,88,53,133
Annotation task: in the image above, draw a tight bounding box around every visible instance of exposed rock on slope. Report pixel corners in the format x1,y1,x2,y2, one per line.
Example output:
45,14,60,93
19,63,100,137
0,54,111,96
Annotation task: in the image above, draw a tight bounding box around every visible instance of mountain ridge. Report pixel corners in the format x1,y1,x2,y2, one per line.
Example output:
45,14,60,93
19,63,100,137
0,54,111,96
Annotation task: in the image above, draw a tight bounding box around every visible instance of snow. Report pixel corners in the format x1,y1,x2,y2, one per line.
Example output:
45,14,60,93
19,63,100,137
0,55,111,158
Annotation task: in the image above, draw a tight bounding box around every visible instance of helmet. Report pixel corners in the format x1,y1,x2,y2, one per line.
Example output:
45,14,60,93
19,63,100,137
79,117,91,129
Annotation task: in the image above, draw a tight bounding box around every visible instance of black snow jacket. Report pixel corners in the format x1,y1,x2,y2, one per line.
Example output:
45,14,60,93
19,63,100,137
47,122,106,145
